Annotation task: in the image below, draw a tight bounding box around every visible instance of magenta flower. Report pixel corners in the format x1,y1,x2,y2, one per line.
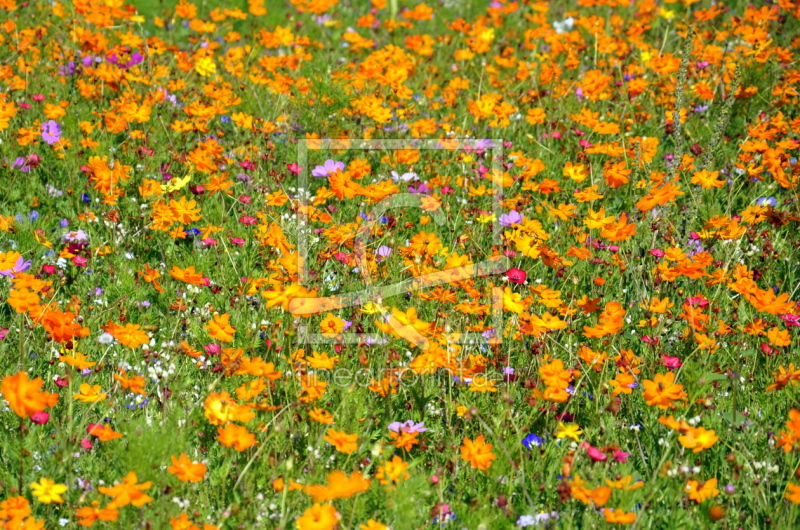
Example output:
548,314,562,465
613,450,630,463
581,442,608,462
31,411,50,425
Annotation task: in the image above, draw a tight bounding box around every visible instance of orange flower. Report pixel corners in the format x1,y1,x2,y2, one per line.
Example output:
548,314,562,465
206,313,236,342
642,372,687,409
73,383,107,403
786,483,800,504
389,430,419,451
678,426,719,453
324,428,359,454
686,478,719,503
603,507,637,523
88,423,123,442
7,289,40,314
204,392,255,425
41,310,90,343
1,372,59,418
304,471,370,502
319,313,345,338
169,265,207,286
59,351,96,370
108,323,151,348
98,472,153,509
460,435,496,471
75,500,119,526
296,503,340,530
308,408,335,424
216,424,257,451
375,455,410,486
137,264,165,293
167,454,208,483
113,371,146,396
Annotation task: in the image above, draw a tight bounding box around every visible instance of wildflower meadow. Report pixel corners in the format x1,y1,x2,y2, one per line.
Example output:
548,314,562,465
1,0,800,528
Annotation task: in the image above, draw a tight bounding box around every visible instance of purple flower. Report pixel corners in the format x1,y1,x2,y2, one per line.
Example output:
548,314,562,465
62,230,89,243
41,120,62,145
388,420,428,433
499,210,522,227
311,159,345,177
13,154,41,172
376,245,393,258
123,52,144,69
0,256,32,277
408,182,431,194
59,61,77,76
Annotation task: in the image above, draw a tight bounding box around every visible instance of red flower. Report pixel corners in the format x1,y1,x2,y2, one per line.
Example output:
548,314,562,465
507,268,527,283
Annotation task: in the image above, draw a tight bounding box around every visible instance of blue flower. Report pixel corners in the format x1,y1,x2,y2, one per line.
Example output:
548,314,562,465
522,433,544,449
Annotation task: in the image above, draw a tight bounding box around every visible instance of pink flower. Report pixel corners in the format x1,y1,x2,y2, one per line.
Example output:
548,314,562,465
581,442,607,462
686,296,709,308
649,248,665,258
238,216,257,226
80,438,94,450
229,237,246,247
662,355,682,369
72,256,88,267
201,238,218,247
613,450,630,463
507,268,527,284
286,163,302,175
31,412,50,425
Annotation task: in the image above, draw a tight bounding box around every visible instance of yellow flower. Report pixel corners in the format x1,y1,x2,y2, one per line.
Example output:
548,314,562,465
30,478,68,504
73,383,108,403
555,422,583,441
195,57,216,77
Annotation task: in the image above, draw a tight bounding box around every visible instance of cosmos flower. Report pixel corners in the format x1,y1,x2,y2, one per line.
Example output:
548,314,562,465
312,159,345,177
387,420,428,433
41,120,62,144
